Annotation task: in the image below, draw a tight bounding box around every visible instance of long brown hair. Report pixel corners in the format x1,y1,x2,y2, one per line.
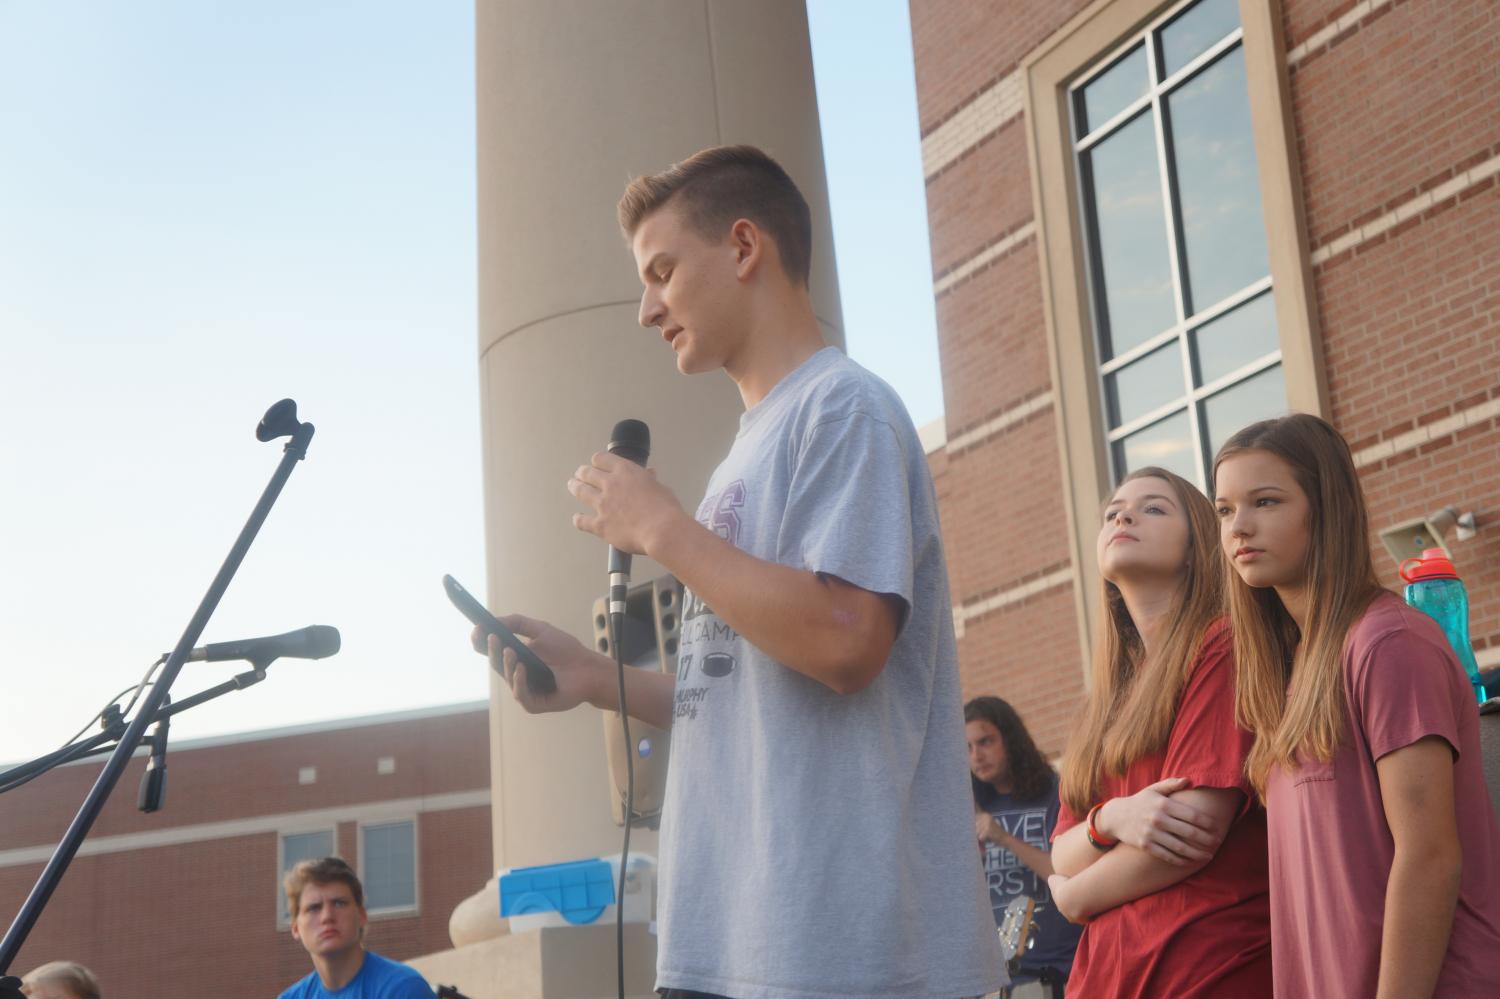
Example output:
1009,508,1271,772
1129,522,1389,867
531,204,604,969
1213,414,1382,794
1059,466,1225,815
965,696,1056,803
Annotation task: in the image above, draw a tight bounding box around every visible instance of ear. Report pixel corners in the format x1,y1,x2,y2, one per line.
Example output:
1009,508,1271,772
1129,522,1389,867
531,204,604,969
728,218,763,280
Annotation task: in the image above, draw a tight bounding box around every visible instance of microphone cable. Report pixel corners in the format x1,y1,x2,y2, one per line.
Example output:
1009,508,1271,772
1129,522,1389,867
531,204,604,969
610,607,633,999
602,417,649,999
56,654,166,751
0,655,166,796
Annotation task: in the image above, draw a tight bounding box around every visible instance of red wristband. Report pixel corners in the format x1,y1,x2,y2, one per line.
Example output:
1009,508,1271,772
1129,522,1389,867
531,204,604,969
1086,802,1117,850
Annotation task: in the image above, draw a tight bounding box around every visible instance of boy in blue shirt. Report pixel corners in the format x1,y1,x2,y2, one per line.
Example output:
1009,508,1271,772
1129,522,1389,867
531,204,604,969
279,857,433,999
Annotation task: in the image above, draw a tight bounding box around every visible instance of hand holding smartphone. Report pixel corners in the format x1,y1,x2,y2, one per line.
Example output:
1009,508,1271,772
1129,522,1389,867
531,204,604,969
443,574,557,695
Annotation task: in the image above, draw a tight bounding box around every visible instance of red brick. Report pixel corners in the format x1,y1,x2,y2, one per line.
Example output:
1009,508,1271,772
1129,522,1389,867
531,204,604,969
915,0,1500,733
0,707,492,998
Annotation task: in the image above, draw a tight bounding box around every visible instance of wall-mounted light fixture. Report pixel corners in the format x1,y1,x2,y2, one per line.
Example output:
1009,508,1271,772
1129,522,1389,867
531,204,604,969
1378,504,1479,564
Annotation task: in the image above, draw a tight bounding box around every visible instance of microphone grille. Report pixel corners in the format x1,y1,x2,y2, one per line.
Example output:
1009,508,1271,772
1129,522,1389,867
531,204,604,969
307,625,342,659
608,419,651,465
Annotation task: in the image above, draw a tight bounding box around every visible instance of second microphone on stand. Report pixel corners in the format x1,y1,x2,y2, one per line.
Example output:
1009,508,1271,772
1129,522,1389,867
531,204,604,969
175,625,342,667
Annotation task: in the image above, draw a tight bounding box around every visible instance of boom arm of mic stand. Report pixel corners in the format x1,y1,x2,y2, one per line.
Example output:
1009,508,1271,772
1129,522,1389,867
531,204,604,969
156,665,268,716
0,668,269,796
0,726,125,795
0,410,313,974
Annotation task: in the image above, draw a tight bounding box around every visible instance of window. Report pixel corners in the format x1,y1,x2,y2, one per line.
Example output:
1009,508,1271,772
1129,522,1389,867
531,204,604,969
360,819,417,915
278,827,336,926
1072,0,1284,488
1022,0,1326,653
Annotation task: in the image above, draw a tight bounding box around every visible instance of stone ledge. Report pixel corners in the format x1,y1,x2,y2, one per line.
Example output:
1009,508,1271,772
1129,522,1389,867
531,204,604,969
409,922,658,999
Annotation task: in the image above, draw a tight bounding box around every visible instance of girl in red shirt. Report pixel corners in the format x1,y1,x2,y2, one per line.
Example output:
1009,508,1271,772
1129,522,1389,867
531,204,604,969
1215,414,1500,998
1046,466,1271,998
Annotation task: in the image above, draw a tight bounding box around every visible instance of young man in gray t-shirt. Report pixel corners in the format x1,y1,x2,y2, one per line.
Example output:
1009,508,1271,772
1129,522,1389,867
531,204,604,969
479,145,1001,999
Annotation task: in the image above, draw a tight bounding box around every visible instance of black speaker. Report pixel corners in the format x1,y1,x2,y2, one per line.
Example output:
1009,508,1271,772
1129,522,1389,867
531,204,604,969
591,574,683,829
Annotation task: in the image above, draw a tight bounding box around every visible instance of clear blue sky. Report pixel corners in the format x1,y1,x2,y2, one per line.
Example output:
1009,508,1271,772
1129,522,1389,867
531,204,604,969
0,0,939,762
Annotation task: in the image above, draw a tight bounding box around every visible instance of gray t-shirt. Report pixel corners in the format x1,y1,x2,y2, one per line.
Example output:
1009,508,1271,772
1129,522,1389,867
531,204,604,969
656,347,1002,999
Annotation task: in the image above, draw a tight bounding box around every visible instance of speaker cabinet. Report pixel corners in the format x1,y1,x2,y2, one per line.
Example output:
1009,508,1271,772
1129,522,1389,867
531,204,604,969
591,574,682,828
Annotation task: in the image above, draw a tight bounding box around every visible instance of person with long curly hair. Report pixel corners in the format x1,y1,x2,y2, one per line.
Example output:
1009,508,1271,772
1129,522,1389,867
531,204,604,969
966,696,1082,991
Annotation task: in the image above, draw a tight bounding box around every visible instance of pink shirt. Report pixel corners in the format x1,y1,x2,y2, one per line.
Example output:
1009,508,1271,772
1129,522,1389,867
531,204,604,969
1266,593,1500,997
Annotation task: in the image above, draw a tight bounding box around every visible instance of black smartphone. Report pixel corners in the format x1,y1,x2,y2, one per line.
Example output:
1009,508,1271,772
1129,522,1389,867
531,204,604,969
443,574,557,695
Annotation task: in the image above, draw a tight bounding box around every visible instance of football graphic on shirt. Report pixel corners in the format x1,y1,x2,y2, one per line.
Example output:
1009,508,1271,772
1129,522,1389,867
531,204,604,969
701,652,736,677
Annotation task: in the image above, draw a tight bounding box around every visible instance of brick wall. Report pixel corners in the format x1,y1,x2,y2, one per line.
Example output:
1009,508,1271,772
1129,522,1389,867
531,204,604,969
924,121,1033,278
959,587,1087,760
913,0,1096,755
912,0,1500,760
1287,0,1499,249
1286,0,1500,651
911,0,1095,136
0,706,492,998
934,245,1052,438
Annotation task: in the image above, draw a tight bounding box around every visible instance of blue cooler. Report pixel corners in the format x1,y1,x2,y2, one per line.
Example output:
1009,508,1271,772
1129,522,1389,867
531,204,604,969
499,854,656,932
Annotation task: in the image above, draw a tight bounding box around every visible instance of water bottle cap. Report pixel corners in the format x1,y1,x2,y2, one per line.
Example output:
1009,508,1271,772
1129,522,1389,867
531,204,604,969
1398,547,1460,583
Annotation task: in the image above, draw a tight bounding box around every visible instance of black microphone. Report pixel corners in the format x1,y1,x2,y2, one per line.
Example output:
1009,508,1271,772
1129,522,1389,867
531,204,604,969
138,697,168,814
606,420,651,616
177,625,341,666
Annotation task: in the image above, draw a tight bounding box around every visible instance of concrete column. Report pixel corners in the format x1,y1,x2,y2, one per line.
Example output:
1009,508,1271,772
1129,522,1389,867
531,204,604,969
445,0,842,966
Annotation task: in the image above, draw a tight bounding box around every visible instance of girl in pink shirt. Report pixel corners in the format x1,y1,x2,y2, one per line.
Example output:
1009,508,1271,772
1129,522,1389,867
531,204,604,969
1215,413,1500,998
1045,467,1271,998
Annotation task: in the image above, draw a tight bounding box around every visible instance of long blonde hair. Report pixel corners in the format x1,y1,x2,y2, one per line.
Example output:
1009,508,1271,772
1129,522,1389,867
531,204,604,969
1213,415,1382,794
1060,467,1226,815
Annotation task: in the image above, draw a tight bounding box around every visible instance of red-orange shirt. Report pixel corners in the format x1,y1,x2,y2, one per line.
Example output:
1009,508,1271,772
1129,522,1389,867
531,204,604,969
1054,622,1271,998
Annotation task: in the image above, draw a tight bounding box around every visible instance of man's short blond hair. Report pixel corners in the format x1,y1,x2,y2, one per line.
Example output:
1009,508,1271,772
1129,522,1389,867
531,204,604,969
283,855,364,920
617,144,813,286
20,960,100,999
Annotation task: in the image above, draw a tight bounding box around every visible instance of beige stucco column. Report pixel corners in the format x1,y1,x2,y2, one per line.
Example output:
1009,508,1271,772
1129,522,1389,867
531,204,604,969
435,2,841,982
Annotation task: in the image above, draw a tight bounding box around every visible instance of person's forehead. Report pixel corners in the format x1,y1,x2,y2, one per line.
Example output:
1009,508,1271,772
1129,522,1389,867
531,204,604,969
1218,449,1292,484
1110,475,1174,502
299,880,355,905
631,204,689,259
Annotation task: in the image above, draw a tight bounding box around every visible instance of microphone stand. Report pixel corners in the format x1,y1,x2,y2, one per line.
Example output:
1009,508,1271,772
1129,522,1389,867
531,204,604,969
0,399,314,989
0,665,269,796
0,726,126,796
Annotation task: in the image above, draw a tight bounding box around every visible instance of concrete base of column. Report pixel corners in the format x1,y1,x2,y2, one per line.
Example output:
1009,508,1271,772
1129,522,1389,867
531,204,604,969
448,877,506,948
409,922,657,999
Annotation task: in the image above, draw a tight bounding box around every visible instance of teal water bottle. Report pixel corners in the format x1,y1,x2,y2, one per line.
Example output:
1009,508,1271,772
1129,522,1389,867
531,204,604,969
1399,548,1487,705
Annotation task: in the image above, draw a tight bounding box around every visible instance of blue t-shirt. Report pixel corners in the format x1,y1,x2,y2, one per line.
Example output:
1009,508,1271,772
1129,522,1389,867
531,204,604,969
976,775,1082,978
278,951,433,999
